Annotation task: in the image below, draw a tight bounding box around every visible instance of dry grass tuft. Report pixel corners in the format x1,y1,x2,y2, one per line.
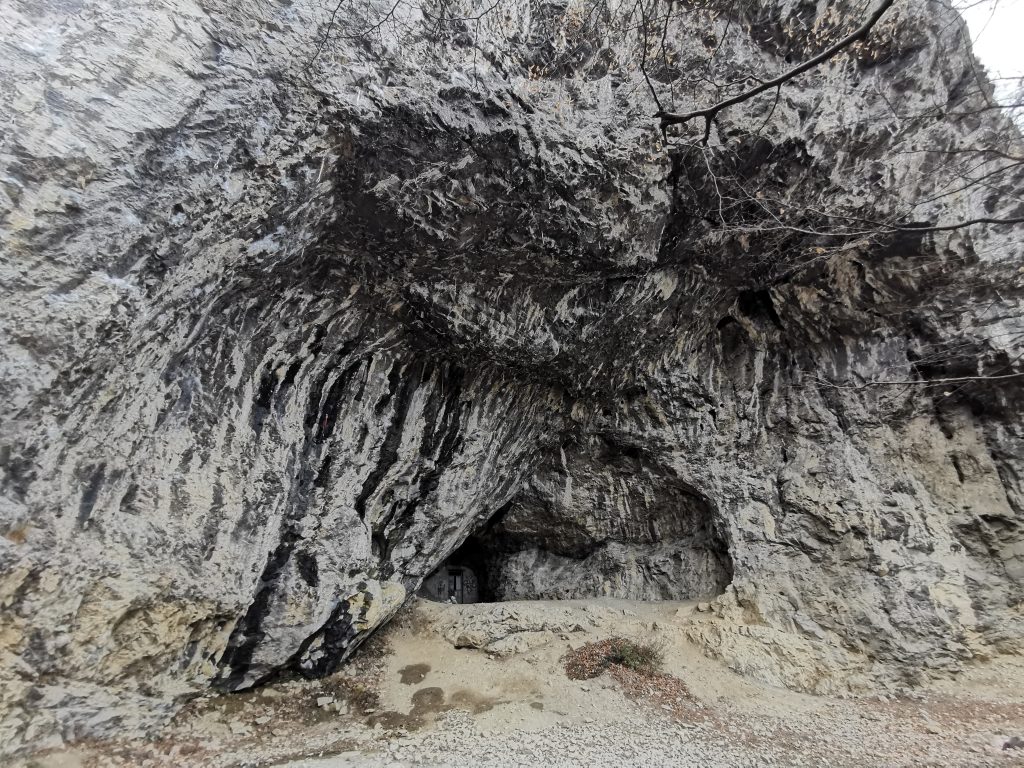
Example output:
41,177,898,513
565,637,696,717
565,637,665,679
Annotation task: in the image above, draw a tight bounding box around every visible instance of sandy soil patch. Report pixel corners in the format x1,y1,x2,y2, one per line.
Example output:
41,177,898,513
14,598,1024,768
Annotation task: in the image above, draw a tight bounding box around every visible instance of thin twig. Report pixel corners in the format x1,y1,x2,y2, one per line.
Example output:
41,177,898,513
814,371,1024,390
656,0,898,139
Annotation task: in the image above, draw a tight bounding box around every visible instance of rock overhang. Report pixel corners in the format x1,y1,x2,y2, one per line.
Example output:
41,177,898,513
1,0,1023,754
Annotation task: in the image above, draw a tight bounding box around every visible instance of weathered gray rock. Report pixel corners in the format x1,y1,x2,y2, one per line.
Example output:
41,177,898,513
1,0,1022,754
424,601,595,656
479,433,733,600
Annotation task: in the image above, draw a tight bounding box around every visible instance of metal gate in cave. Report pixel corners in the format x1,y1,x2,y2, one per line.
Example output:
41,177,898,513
418,562,479,604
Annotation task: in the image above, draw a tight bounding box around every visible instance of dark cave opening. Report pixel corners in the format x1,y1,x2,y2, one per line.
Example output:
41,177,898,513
417,536,497,604
419,506,735,605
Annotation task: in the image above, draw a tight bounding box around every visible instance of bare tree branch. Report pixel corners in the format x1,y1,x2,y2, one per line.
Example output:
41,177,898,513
304,0,348,73
894,216,1024,232
636,0,665,116
813,371,1024,390
655,0,898,139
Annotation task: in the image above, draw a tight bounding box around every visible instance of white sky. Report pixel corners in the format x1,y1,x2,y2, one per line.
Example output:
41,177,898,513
958,0,1024,99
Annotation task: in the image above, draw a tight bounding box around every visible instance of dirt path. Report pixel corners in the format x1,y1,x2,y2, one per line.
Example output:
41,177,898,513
16,599,1024,768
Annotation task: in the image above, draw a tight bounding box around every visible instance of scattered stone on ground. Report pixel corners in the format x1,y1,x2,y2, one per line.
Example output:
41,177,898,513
11,599,1024,768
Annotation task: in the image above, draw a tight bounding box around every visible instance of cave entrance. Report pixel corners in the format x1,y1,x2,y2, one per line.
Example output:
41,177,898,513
418,564,479,604
417,464,738,605
417,538,492,604
448,483,734,604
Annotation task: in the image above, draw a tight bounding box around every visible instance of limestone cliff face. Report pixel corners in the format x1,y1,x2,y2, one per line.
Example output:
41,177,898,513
2,0,1023,753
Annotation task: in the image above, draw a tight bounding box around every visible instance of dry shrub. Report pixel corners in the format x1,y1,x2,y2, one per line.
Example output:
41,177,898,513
565,637,665,679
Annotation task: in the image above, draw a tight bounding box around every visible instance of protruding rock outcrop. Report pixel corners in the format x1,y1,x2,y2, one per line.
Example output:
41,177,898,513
1,0,1022,754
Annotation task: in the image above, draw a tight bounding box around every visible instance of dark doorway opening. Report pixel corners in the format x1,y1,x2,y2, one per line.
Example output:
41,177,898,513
417,537,494,603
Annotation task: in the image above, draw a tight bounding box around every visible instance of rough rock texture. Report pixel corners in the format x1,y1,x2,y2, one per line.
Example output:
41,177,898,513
2,0,1023,754
477,435,734,600
426,600,598,656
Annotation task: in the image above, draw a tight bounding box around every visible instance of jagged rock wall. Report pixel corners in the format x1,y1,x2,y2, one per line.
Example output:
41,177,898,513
478,436,734,600
2,0,1023,754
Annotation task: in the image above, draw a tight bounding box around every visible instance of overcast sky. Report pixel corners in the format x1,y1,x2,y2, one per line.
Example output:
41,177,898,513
958,0,1023,99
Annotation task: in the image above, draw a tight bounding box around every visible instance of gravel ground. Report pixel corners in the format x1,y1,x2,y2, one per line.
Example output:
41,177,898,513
277,702,1024,768
284,711,807,768
14,600,1024,768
